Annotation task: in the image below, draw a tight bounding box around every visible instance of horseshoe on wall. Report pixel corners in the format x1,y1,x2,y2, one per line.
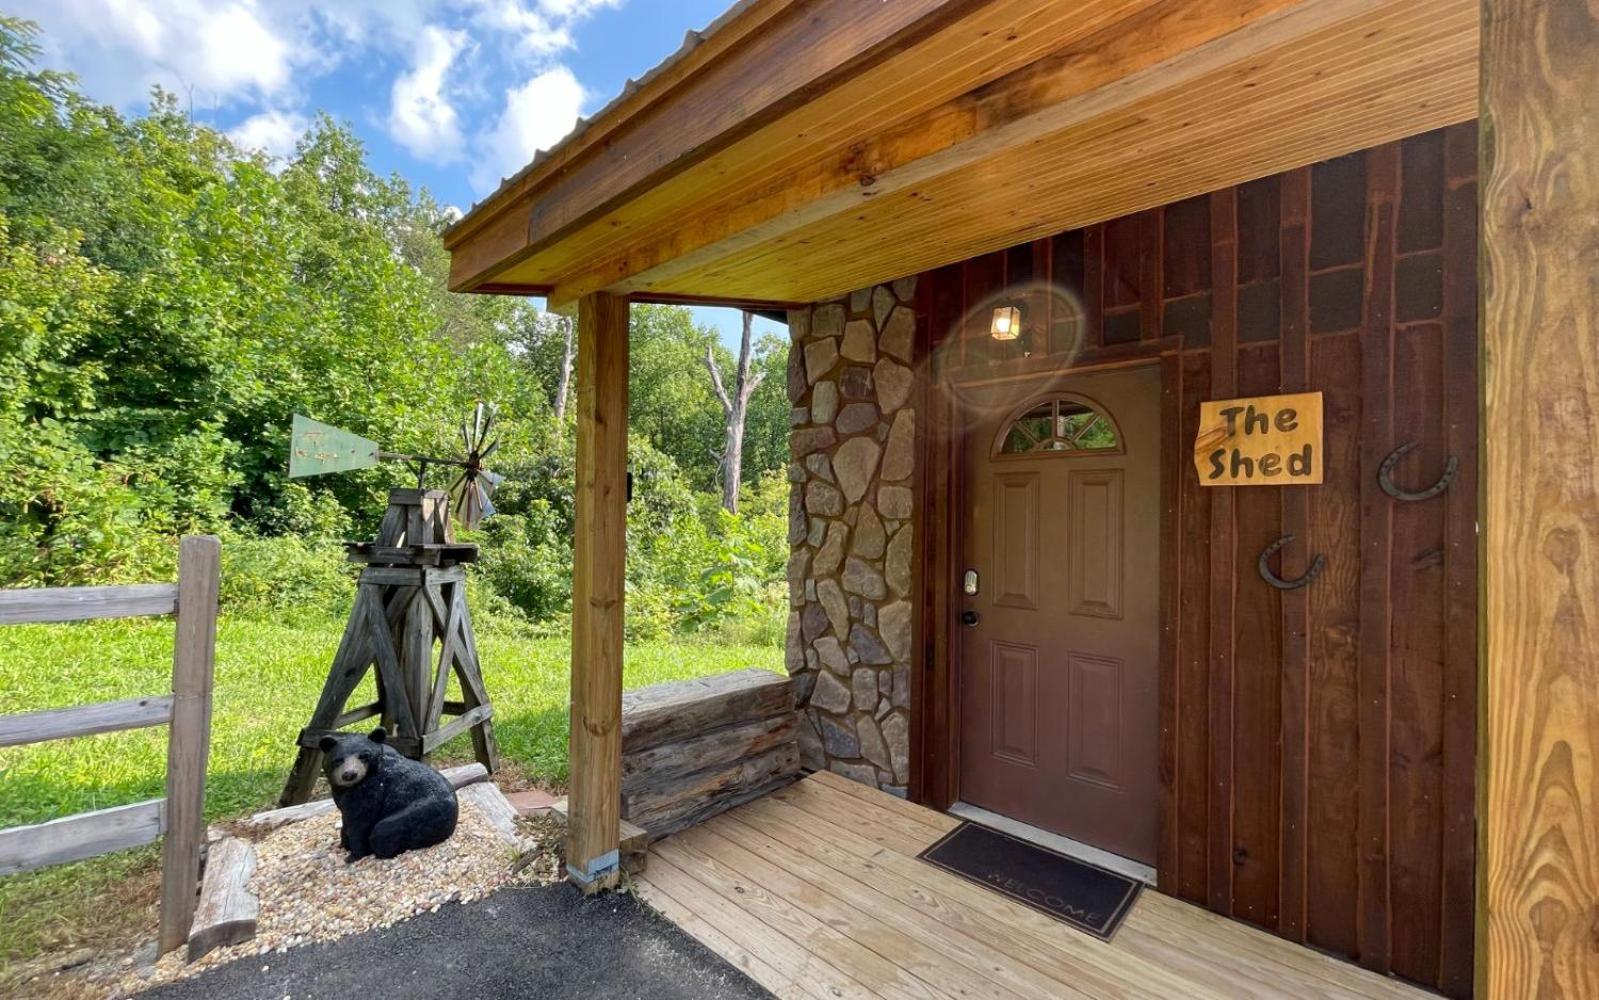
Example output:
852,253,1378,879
1378,440,1459,502
1258,533,1325,591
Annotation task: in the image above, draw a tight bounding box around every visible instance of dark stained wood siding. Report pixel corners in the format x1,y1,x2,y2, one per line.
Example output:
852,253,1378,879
915,124,1478,998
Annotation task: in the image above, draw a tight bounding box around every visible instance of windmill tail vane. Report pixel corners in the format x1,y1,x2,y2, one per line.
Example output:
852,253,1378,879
288,402,504,530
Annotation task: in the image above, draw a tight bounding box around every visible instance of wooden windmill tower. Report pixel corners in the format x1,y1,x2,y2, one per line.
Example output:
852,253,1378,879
279,408,504,806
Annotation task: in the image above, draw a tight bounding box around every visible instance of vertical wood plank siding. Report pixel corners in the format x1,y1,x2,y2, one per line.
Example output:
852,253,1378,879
917,125,1477,998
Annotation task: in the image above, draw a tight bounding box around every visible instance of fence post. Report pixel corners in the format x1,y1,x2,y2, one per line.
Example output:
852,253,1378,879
158,535,220,955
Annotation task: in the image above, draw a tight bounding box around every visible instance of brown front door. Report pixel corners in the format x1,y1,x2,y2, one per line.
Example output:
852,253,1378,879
958,365,1161,864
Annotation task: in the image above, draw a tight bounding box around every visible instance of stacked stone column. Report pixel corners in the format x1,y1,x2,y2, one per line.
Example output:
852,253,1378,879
785,278,916,796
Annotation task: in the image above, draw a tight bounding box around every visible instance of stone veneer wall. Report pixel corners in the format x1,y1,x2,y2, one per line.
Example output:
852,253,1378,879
785,277,917,796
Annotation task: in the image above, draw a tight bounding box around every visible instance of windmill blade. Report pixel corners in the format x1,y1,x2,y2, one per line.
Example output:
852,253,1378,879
288,414,381,478
472,401,486,450
456,478,484,531
478,406,495,450
480,438,501,462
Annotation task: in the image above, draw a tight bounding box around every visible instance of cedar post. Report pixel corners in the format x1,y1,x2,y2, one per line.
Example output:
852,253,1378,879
1481,2,1599,996
568,291,629,892
158,535,220,954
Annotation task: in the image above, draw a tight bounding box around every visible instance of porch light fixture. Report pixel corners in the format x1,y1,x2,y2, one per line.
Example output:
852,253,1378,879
990,304,1022,341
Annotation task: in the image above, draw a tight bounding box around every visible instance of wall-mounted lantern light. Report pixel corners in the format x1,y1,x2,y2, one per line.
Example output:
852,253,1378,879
990,305,1022,341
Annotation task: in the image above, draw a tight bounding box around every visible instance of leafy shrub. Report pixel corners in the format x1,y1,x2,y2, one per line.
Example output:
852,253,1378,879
471,504,571,623
217,534,354,616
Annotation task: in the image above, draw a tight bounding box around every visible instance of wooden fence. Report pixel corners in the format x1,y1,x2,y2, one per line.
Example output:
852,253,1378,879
0,536,220,955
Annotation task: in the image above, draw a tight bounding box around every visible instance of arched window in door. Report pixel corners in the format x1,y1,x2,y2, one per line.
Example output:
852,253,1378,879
993,394,1123,457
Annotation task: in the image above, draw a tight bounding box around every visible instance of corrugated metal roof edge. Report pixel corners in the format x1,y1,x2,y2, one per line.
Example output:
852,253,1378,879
441,0,761,246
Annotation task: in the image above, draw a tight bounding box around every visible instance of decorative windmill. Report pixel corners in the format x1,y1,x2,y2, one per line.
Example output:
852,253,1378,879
279,404,504,806
287,401,505,531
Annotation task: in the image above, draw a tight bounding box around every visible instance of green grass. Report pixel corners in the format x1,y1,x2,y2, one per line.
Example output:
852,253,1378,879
0,612,781,973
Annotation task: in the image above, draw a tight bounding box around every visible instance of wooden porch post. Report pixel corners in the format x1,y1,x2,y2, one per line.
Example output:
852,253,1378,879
568,291,628,893
1482,1,1599,996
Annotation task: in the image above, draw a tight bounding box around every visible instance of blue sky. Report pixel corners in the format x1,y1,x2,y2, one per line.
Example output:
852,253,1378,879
8,0,783,349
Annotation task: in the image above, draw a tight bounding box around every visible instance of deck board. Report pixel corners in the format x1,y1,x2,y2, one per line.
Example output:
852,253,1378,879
636,773,1434,1000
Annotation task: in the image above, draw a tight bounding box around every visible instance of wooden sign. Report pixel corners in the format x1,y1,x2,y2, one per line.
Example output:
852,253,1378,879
1194,392,1323,486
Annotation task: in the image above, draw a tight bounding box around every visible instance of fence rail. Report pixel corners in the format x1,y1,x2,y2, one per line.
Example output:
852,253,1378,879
0,536,219,955
0,582,180,624
0,695,175,748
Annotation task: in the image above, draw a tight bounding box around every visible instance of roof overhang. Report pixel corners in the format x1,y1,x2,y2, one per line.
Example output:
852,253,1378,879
444,0,1478,308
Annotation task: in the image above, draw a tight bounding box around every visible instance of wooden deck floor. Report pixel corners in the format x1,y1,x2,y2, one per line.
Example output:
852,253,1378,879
635,771,1433,1000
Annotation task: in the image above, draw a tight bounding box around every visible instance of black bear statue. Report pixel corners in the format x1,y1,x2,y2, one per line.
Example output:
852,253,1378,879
319,728,459,862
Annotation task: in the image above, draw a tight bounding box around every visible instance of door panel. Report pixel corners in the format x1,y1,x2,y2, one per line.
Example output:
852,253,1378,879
992,473,1040,609
990,642,1039,765
958,365,1161,864
1067,469,1124,619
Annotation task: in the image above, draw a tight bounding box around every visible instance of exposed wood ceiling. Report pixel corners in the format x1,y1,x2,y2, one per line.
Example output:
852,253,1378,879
445,0,1478,308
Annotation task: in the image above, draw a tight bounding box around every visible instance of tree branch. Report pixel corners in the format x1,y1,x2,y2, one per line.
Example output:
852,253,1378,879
704,343,733,416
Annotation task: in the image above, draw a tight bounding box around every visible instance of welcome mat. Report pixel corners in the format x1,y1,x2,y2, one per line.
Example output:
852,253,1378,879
917,822,1142,940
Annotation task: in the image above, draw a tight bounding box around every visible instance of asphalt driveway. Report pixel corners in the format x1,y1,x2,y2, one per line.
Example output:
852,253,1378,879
136,882,771,1000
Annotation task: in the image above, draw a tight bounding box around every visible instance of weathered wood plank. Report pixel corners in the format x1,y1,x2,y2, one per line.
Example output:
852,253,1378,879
243,763,490,831
1206,187,1238,915
1355,142,1398,974
1481,2,1599,998
1434,120,1478,1000
624,744,800,839
621,668,793,753
568,291,629,892
420,703,494,755
623,712,796,791
458,782,525,848
187,836,259,962
0,583,178,625
0,799,165,876
1277,164,1312,942
159,535,220,955
0,695,172,748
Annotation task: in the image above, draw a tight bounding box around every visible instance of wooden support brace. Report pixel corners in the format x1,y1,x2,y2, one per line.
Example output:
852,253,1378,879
567,291,629,893
1481,1,1599,996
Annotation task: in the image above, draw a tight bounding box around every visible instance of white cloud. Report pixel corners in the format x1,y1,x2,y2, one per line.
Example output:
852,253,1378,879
472,66,586,192
468,0,622,55
11,0,627,181
12,0,299,107
387,25,469,163
227,109,309,161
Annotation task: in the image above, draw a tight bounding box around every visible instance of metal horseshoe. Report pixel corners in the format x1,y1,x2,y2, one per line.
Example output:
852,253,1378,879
1258,533,1326,591
1378,440,1458,502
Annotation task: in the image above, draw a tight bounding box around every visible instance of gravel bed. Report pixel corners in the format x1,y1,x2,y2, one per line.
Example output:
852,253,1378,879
42,795,561,999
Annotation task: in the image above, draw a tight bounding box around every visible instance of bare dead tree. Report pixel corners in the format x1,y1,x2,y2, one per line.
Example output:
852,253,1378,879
705,311,766,513
551,314,576,422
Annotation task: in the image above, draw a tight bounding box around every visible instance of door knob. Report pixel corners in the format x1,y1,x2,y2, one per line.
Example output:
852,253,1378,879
961,610,979,627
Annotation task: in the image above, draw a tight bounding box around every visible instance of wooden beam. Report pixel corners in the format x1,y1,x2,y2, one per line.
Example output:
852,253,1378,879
187,836,259,962
568,291,629,893
0,799,166,877
158,535,220,955
0,583,177,624
0,695,173,748
545,0,1322,307
446,0,966,291
440,0,800,251
1481,1,1599,997
646,0,1475,304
